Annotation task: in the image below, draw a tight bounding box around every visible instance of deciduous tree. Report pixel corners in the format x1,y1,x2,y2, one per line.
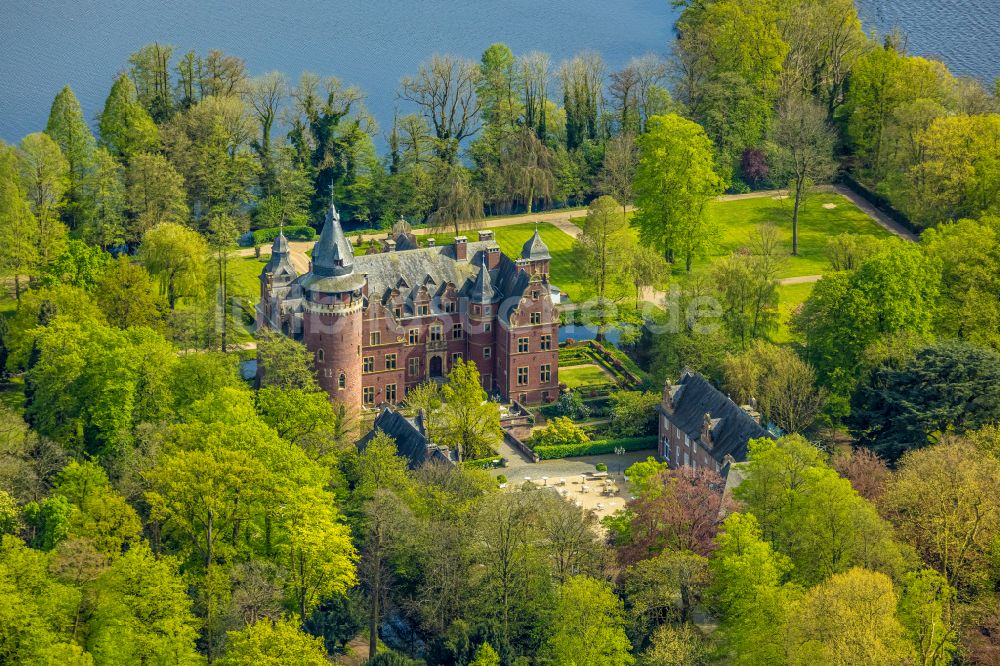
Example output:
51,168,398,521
137,222,207,309
401,55,482,163
633,114,724,271
217,619,329,665
546,575,633,666
883,439,1000,595
785,568,913,665
126,152,189,240
772,96,837,255
438,359,502,461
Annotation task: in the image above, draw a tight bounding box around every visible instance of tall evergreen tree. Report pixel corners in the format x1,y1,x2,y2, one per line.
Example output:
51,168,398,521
45,86,96,230
99,73,159,161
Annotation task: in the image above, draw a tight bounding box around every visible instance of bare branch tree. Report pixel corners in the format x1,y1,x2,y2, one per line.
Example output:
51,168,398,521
242,71,287,194
773,95,837,255
600,132,639,218
400,55,482,163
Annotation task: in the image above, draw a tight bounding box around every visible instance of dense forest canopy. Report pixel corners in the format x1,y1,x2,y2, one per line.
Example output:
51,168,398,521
1,0,1000,663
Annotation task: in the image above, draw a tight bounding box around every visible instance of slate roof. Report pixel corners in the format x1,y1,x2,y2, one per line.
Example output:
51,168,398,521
263,232,296,278
354,241,494,304
520,227,551,260
312,202,356,277
469,257,497,303
358,406,455,469
664,370,772,464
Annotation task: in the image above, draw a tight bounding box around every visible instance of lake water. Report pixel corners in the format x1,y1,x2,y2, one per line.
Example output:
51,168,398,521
1,1,997,144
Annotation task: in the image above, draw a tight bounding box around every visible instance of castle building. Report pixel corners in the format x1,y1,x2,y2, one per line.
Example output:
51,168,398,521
257,200,560,413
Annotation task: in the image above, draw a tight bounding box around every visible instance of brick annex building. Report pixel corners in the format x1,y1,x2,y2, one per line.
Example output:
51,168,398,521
257,200,560,412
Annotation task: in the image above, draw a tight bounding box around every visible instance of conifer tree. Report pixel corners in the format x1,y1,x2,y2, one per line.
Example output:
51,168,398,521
45,86,96,230
99,73,159,161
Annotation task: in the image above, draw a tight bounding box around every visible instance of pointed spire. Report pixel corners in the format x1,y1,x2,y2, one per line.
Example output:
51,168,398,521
521,226,551,261
271,220,289,254
470,254,496,303
312,197,355,277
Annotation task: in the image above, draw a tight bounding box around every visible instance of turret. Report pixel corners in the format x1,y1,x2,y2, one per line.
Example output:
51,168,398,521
518,225,551,277
301,199,366,415
257,229,298,331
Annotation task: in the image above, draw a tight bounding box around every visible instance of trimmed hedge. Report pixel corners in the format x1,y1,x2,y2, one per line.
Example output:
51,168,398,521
464,456,504,469
838,173,921,235
533,436,657,460
253,225,317,246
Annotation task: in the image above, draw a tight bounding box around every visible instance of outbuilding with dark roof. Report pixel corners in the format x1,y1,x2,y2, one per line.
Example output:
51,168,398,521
657,370,773,474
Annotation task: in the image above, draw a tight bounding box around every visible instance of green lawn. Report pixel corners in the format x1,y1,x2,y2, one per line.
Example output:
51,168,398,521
228,255,268,308
573,192,892,282
559,364,614,389
423,222,591,302
771,281,816,344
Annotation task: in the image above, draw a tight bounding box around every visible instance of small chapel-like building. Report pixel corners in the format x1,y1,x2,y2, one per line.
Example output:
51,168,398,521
257,199,561,413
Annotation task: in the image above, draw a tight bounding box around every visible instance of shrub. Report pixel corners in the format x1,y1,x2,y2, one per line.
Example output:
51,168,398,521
252,225,317,246
531,417,589,449
595,463,608,472
609,390,660,437
496,474,507,484
464,456,503,469
533,436,658,460
555,391,591,419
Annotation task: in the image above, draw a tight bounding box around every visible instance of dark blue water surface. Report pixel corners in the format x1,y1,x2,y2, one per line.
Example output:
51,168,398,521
1,1,997,144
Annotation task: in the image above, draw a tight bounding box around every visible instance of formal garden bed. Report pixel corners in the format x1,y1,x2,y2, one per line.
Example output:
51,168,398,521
524,388,661,459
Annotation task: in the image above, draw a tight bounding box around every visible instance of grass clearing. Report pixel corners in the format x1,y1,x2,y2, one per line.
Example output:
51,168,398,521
571,192,891,282
570,192,889,340
559,363,614,389
771,281,816,344
227,254,269,307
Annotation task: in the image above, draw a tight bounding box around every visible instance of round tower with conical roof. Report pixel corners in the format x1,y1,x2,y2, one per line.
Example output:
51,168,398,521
302,199,366,413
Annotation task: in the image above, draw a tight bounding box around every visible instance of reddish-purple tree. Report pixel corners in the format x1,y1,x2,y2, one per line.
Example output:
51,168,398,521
740,148,769,188
831,447,890,503
619,466,732,564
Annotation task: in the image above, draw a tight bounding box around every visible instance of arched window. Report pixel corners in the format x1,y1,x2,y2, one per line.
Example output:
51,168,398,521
317,348,325,362
338,373,346,389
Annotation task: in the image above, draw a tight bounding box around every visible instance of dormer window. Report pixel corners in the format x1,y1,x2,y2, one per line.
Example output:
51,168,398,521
393,306,402,319
417,304,429,316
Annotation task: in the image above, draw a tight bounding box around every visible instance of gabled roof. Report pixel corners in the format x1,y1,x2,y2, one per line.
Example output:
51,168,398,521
312,200,356,278
664,371,772,464
358,406,455,469
521,227,551,261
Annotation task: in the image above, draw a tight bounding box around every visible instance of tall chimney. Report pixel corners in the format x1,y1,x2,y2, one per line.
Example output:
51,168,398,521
454,236,468,261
